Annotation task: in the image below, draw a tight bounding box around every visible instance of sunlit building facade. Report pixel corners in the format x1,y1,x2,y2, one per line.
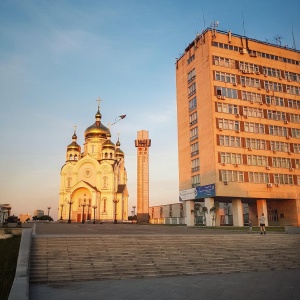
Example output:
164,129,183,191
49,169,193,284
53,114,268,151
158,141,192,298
0,204,11,223
59,103,128,223
176,28,300,226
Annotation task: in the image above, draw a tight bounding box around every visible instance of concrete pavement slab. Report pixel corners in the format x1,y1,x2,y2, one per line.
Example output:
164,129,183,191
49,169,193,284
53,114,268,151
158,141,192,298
29,269,300,300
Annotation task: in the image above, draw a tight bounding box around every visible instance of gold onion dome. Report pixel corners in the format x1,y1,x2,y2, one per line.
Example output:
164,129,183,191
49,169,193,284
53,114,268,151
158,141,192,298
67,132,81,151
84,108,110,139
115,138,124,157
116,148,124,157
67,141,81,151
102,138,115,149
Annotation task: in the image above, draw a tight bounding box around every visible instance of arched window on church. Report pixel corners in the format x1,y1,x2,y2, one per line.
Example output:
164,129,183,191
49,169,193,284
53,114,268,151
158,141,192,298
102,197,107,213
69,154,73,160
103,176,108,188
67,177,72,188
105,152,108,158
110,153,113,159
74,154,78,160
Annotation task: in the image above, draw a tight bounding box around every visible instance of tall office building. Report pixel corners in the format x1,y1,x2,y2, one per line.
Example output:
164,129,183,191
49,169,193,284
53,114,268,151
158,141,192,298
176,28,300,226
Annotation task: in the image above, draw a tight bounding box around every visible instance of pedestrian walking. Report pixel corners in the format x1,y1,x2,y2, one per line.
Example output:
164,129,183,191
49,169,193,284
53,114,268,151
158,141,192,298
259,213,266,235
248,220,252,233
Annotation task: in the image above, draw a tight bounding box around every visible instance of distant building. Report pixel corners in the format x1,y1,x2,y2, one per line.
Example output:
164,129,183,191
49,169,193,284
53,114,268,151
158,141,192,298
59,101,128,223
34,210,44,218
176,28,300,227
0,204,11,223
149,203,185,225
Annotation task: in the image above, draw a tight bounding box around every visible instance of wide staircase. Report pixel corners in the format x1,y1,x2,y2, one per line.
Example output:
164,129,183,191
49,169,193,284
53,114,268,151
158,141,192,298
30,234,300,283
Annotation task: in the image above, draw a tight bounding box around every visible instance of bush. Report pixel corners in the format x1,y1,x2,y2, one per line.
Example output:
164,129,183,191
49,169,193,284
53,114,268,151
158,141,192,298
6,216,19,223
32,215,53,221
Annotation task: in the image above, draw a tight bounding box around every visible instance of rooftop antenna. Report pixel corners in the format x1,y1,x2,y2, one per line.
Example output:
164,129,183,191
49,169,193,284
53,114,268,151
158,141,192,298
242,11,246,36
292,23,296,49
274,35,283,46
202,7,206,30
210,20,219,30
210,20,219,38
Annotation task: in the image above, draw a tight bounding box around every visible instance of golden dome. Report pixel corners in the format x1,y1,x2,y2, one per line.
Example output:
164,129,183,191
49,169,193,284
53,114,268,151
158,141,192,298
84,108,110,139
84,122,110,139
115,138,124,157
67,132,81,152
67,141,81,152
102,139,115,149
116,148,124,157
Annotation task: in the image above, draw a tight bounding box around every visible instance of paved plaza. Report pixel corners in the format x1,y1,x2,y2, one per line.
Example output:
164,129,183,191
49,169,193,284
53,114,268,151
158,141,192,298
10,223,300,300
30,269,300,300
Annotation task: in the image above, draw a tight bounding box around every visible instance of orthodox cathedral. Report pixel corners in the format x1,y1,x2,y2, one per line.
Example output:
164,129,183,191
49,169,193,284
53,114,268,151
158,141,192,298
59,101,128,223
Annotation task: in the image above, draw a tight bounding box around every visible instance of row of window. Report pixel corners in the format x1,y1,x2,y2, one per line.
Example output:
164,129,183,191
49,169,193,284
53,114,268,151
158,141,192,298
216,118,300,138
220,170,299,185
216,102,300,123
214,86,300,108
187,89,299,114
191,171,300,186
191,138,300,155
212,43,300,66
219,152,300,169
213,71,300,95
213,57,299,83
238,62,300,82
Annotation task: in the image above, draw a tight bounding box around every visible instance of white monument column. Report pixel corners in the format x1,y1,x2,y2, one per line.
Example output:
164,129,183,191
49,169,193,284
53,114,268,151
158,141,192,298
135,130,151,223
185,201,195,227
232,198,244,226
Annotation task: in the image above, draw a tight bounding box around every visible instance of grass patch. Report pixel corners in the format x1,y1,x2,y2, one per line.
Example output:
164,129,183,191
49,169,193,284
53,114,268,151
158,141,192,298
0,236,21,300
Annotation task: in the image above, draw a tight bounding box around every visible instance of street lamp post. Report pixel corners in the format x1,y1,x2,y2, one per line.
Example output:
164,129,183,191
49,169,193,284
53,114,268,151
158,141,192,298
92,205,97,224
67,200,73,223
87,204,91,220
47,207,51,219
81,203,87,224
113,199,119,224
60,204,64,220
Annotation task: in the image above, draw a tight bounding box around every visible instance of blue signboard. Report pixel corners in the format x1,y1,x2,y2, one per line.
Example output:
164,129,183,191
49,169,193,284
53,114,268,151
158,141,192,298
195,184,215,199
179,184,215,201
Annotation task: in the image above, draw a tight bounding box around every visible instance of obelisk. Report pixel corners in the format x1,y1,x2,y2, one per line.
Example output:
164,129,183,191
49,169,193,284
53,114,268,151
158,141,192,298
135,130,151,223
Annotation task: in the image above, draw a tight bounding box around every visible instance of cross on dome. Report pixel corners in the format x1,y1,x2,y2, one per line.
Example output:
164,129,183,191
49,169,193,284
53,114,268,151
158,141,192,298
73,124,77,133
96,97,102,109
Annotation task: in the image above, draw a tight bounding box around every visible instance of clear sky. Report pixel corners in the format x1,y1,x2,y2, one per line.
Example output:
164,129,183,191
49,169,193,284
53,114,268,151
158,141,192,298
0,0,299,219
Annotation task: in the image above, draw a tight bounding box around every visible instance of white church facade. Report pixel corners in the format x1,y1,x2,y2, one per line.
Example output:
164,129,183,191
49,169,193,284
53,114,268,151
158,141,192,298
58,102,128,223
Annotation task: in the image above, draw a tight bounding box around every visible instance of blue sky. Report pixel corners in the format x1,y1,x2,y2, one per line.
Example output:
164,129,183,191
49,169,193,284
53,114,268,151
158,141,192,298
0,0,299,219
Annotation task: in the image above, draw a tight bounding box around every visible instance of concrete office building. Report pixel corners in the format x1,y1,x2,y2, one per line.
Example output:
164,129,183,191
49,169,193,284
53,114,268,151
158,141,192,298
176,28,300,227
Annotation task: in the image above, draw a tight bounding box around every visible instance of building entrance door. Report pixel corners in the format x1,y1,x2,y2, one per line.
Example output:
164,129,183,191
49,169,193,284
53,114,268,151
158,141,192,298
77,214,81,222
268,209,279,225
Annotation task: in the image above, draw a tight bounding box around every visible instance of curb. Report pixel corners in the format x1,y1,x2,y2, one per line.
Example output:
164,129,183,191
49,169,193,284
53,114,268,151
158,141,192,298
8,228,32,300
